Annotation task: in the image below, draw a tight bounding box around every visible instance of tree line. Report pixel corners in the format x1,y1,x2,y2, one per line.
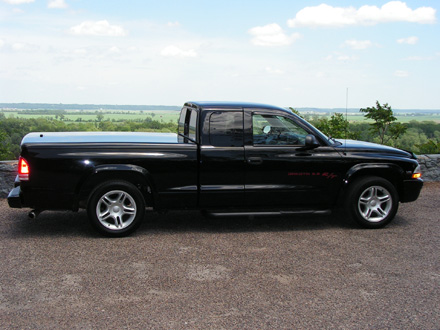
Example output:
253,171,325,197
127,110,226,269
305,102,440,154
1,101,440,160
0,113,177,160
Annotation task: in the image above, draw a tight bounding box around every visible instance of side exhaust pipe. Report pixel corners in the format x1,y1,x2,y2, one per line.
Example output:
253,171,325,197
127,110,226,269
28,210,41,219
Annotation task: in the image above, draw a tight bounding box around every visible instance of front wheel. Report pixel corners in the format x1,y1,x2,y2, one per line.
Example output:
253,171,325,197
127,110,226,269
87,181,145,237
345,176,399,228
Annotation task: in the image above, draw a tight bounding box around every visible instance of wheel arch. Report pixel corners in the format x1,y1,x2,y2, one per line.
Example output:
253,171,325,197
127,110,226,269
337,163,405,205
77,164,157,209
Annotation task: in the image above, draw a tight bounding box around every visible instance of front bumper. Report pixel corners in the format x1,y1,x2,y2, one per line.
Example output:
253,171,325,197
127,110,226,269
8,186,23,208
401,178,423,203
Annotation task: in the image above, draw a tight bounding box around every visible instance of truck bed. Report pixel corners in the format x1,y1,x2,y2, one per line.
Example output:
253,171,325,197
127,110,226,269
22,132,180,145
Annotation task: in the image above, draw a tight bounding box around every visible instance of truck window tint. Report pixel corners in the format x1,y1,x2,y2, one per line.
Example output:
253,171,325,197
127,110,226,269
209,112,243,147
253,114,308,146
188,110,197,141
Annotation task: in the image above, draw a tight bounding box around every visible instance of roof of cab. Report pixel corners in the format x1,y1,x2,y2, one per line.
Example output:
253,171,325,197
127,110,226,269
184,101,290,113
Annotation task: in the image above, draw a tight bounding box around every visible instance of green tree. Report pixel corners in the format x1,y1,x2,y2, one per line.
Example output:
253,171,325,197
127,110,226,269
416,140,440,154
360,101,407,144
289,107,303,118
315,113,359,139
0,130,14,160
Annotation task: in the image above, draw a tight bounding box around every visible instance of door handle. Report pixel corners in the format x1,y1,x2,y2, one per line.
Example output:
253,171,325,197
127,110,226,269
247,157,263,165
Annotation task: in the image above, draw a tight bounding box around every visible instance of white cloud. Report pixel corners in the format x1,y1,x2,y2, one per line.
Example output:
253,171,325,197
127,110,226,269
248,23,301,47
0,39,4,48
161,45,197,58
48,0,68,9
265,67,284,75
69,20,127,37
337,55,354,61
167,21,180,27
403,56,432,61
108,46,120,54
12,43,26,51
11,42,37,52
73,48,87,56
2,0,34,4
395,70,409,77
325,53,358,61
287,1,436,28
397,36,418,45
345,39,373,50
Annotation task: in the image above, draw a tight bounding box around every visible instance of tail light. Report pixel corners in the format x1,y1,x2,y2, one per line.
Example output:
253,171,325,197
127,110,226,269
18,157,30,181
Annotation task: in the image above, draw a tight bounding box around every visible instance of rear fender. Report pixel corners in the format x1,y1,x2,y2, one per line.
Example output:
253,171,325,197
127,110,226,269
76,164,158,208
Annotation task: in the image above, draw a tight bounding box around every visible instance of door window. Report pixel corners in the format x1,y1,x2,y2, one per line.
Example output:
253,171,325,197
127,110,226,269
253,114,308,146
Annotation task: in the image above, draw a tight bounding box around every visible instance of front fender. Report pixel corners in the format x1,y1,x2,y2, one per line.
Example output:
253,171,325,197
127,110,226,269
335,163,405,207
344,163,405,183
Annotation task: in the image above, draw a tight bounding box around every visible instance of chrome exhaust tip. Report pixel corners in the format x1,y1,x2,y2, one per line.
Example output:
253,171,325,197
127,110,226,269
28,210,41,219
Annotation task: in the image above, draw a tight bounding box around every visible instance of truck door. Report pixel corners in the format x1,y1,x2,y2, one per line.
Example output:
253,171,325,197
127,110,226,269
199,110,245,207
244,110,344,209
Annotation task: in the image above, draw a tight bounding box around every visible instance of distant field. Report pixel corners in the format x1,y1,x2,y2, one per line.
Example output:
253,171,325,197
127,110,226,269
2,110,181,123
2,109,440,123
296,113,440,123
345,114,440,123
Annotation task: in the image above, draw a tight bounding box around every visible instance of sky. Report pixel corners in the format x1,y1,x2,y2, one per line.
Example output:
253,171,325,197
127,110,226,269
0,0,439,109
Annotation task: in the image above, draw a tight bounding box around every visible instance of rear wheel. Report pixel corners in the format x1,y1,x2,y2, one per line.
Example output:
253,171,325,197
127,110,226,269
87,181,145,237
345,176,399,228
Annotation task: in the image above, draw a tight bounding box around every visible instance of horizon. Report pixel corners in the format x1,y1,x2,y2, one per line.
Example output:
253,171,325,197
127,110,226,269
1,1,439,109
1,101,440,112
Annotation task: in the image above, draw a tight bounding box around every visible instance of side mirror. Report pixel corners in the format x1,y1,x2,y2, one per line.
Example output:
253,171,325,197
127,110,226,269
304,134,320,149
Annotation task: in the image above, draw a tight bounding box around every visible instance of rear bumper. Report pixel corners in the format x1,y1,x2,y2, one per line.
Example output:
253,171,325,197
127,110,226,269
8,186,23,208
401,178,423,203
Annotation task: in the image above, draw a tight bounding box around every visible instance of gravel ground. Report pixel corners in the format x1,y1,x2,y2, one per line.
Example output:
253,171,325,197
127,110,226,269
1,183,439,330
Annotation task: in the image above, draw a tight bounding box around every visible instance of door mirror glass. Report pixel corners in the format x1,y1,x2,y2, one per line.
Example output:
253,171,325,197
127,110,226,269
263,126,271,134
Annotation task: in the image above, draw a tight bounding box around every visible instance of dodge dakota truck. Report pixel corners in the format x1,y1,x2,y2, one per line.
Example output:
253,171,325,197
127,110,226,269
8,101,423,236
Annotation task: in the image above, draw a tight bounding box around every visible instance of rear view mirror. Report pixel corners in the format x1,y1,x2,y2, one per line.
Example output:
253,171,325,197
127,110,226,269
263,126,271,134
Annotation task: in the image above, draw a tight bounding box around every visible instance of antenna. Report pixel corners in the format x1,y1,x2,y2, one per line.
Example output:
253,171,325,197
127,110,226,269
345,88,348,155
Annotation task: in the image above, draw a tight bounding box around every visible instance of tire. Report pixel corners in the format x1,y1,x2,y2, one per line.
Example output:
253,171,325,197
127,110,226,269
345,176,399,229
87,180,145,237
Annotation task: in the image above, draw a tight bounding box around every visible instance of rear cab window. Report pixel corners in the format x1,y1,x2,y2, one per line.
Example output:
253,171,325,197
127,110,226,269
178,107,198,143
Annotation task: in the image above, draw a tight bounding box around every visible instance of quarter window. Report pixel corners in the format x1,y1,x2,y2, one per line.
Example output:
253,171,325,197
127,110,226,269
209,112,243,147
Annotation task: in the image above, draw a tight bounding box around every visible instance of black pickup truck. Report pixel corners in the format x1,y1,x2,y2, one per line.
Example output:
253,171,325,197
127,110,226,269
8,101,423,236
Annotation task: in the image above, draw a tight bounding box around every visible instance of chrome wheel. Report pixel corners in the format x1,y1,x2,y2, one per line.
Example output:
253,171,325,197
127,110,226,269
357,186,392,223
96,190,137,230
